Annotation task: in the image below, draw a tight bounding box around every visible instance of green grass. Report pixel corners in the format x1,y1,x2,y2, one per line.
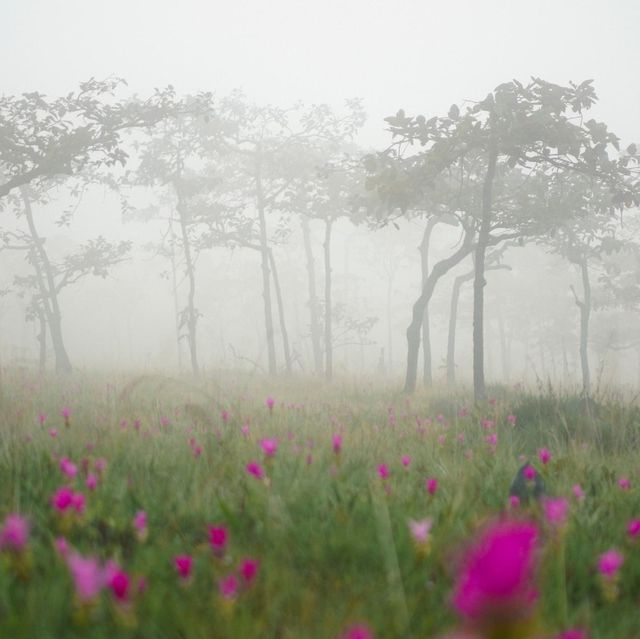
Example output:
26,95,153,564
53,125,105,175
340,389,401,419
0,369,639,638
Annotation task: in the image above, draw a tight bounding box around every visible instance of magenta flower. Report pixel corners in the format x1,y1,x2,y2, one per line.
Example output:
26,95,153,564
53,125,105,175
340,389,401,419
38,412,47,426
239,557,260,585
246,461,264,480
241,423,250,437
618,477,631,491
542,497,569,527
174,555,193,580
94,458,108,475
572,484,585,502
61,406,71,421
458,407,469,418
507,414,517,426
133,510,147,538
266,396,275,412
49,428,58,438
340,625,375,639
556,630,588,639
260,438,279,458
55,537,69,558
426,477,438,496
86,473,98,491
219,573,238,598
332,434,343,454
538,448,551,465
482,419,494,430
59,457,78,479
71,492,86,515
408,518,432,544
598,549,624,580
485,433,497,446
401,455,411,468
523,465,536,481
67,553,104,602
437,434,446,446
0,514,29,552
208,525,228,554
52,486,74,512
106,564,131,602
452,519,539,621
221,410,230,423
377,464,390,480
627,518,640,539
509,495,520,509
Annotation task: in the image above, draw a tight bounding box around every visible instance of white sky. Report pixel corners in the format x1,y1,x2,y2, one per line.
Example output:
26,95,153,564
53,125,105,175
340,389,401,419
2,0,639,146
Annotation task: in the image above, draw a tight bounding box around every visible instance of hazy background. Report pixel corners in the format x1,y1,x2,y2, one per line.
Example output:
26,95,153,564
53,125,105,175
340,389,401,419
1,0,639,386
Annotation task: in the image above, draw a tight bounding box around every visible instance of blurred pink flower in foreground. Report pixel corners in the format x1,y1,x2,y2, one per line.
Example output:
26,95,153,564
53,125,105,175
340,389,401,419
0,514,29,552
239,557,259,585
543,497,569,527
408,518,432,544
86,473,98,491
67,553,104,602
507,414,517,426
452,519,539,622
105,562,131,602
219,573,238,598
246,461,264,480
377,464,390,480
557,630,588,639
426,477,438,496
538,448,551,465
332,434,343,454
572,484,585,502
260,438,279,458
627,518,640,539
133,511,147,539
508,495,520,509
618,477,631,491
401,455,411,468
523,465,536,481
340,624,375,639
208,525,228,554
174,555,193,580
598,549,624,580
266,396,275,412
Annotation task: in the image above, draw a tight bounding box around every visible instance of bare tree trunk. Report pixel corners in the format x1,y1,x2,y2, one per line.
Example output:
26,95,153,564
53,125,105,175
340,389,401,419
573,259,592,396
21,188,72,374
446,268,474,386
268,248,292,374
255,153,277,376
168,218,183,371
405,230,474,393
419,219,438,386
472,140,498,402
324,217,334,381
301,217,323,375
36,303,47,371
175,180,199,376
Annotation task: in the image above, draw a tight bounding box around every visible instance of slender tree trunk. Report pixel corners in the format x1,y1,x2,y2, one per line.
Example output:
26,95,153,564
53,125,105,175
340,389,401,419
21,188,72,374
301,217,323,374
472,139,498,402
255,153,277,376
36,304,47,371
175,180,199,376
577,259,591,396
405,231,474,393
324,217,334,381
420,219,438,386
168,219,183,371
268,248,292,374
446,269,474,386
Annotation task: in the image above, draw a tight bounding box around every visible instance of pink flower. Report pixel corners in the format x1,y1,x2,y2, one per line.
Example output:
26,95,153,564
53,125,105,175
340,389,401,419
61,406,71,420
59,457,78,479
71,492,86,514
452,519,539,621
94,458,108,474
401,455,411,468
221,410,230,423
377,464,390,480
219,573,238,598
437,434,446,446
174,555,193,580
538,448,551,465
49,428,58,438
133,511,147,536
618,477,631,491
572,484,585,502
482,419,494,430
408,518,432,544
67,553,104,602
0,514,29,551
239,557,259,585
38,412,47,426
507,414,517,426
332,434,343,454
509,495,520,509
458,407,469,418
598,549,624,580
106,565,131,602
523,465,536,481
341,625,375,639
86,473,98,491
485,433,497,446
556,630,588,639
246,461,264,479
52,486,74,512
260,438,279,458
542,497,569,527
208,525,228,554
426,477,438,496
266,396,275,412
241,423,250,437
627,518,640,539
55,537,69,558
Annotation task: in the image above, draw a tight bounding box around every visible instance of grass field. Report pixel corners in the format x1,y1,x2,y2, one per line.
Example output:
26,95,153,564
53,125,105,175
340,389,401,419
0,370,639,638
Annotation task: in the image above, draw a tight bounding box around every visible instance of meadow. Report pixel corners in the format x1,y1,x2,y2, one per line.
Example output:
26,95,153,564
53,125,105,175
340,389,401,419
0,370,639,639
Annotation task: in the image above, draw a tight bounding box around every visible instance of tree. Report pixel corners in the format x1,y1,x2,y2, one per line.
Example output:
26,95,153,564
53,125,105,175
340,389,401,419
379,78,639,400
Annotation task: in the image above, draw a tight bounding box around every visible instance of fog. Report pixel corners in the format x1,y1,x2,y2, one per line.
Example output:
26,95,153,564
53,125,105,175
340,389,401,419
2,0,640,395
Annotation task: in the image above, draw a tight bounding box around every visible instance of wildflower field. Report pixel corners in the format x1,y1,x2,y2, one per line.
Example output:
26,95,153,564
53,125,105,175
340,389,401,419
1,371,639,639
